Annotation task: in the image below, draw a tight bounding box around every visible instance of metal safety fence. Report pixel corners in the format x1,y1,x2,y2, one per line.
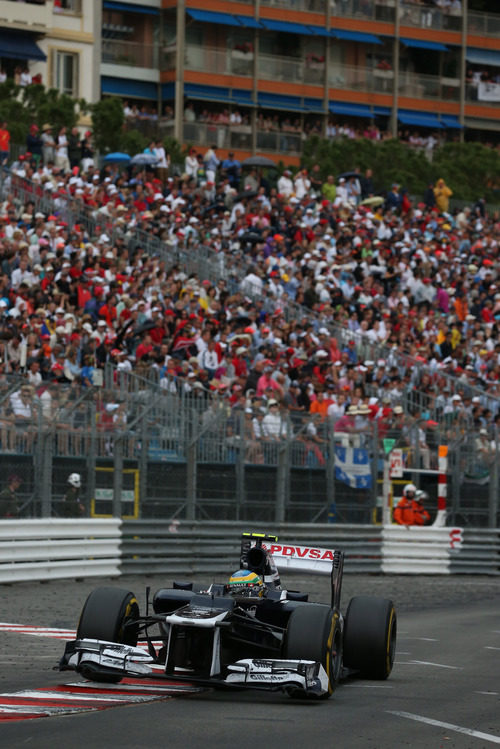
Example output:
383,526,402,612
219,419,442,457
0,369,498,527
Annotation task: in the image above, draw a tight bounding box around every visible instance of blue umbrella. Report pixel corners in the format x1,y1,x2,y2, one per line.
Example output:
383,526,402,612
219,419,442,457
130,153,159,166
103,152,131,164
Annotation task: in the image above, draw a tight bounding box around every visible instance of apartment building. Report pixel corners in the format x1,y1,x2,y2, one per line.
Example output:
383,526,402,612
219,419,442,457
2,1,499,161
0,0,100,105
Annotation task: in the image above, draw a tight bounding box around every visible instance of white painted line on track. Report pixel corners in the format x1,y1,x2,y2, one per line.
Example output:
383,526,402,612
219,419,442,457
344,684,393,689
387,711,500,745
398,636,438,642
396,660,462,669
485,646,500,651
475,691,499,696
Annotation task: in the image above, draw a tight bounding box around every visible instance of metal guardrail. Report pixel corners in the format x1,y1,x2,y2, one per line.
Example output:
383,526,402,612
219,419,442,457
120,521,384,575
0,519,122,583
122,521,499,576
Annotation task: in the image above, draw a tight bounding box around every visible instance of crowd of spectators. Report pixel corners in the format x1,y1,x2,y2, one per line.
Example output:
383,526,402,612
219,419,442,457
0,122,499,467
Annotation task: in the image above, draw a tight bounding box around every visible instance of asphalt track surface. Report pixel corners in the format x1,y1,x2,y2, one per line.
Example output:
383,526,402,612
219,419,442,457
0,573,499,749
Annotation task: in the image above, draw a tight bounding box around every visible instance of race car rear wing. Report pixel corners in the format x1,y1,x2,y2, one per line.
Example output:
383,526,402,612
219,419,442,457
241,533,344,610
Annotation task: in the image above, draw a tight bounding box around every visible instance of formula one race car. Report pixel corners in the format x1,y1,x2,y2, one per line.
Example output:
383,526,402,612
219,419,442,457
59,533,397,699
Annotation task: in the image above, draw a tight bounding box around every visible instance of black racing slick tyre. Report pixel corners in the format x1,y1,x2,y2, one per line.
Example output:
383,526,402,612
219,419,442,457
343,596,396,680
76,587,140,683
283,604,342,699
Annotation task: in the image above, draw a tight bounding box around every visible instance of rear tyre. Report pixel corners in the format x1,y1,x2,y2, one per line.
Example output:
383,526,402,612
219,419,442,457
343,596,396,679
76,587,140,683
283,604,342,699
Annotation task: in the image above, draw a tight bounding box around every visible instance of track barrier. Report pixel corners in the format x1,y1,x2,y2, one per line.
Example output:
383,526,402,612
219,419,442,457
0,520,498,582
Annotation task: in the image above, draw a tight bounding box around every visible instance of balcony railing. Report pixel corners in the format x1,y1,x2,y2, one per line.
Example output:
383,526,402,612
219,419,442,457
0,0,51,28
329,63,460,101
54,0,82,14
182,45,325,85
102,39,158,69
182,121,302,154
260,0,326,14
400,2,462,32
467,11,500,37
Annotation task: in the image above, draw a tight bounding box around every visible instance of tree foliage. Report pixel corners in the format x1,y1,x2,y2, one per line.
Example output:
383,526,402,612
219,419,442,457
90,97,125,153
300,136,500,203
0,82,85,145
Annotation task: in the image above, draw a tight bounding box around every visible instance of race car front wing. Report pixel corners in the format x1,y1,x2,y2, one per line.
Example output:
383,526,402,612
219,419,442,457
59,639,329,697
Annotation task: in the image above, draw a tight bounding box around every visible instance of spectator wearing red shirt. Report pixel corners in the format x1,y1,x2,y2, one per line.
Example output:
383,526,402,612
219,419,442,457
231,346,249,378
0,121,10,165
135,333,153,361
98,294,118,328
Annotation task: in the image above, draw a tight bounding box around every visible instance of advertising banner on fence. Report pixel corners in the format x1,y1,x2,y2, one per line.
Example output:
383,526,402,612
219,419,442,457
478,81,500,102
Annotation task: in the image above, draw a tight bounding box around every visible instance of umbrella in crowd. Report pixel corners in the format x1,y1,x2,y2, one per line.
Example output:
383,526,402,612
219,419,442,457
339,171,362,180
130,153,159,166
241,156,277,168
103,152,131,164
360,196,385,207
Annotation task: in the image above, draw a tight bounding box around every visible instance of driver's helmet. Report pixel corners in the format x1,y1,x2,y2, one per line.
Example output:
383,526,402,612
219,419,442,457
403,483,417,497
415,490,428,503
227,570,264,597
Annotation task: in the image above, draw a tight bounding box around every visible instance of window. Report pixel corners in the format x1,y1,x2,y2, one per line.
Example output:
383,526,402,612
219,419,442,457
53,51,79,96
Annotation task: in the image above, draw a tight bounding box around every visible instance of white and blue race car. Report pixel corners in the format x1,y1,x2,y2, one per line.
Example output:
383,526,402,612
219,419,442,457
59,532,396,699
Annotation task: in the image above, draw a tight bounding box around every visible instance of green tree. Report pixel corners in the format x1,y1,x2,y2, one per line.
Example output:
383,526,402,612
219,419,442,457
431,142,500,202
120,128,149,155
0,81,85,145
91,98,124,153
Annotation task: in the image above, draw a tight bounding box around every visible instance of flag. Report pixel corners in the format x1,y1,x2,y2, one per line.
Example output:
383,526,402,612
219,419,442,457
335,446,372,489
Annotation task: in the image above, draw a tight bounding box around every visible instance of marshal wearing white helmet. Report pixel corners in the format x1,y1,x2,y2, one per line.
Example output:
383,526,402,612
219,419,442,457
68,473,81,488
393,484,430,526
60,473,85,517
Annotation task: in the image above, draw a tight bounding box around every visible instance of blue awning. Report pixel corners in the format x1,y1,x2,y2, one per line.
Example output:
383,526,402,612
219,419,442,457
187,9,242,27
307,25,331,37
373,106,391,115
101,76,157,99
259,19,313,35
466,48,500,66
162,82,175,100
401,37,448,52
305,97,325,113
234,15,264,29
103,1,160,14
232,88,255,106
184,83,232,102
398,110,444,128
440,115,463,129
329,102,373,118
258,92,307,111
331,29,382,44
0,31,46,62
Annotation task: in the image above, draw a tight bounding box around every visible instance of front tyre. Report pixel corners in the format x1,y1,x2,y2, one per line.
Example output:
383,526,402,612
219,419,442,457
343,596,396,679
76,587,140,683
283,604,342,699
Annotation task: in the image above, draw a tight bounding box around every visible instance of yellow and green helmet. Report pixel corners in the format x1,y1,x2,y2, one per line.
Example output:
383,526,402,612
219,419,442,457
228,569,264,597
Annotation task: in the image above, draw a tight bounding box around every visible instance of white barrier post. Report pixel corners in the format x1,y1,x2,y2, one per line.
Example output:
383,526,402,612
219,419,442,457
433,444,448,527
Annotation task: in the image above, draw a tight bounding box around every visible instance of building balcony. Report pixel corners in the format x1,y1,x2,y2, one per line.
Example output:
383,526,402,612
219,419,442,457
179,44,324,86
399,2,462,32
329,64,460,102
102,39,158,70
0,0,51,31
54,0,82,14
182,121,302,155
260,0,326,14
467,11,500,38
